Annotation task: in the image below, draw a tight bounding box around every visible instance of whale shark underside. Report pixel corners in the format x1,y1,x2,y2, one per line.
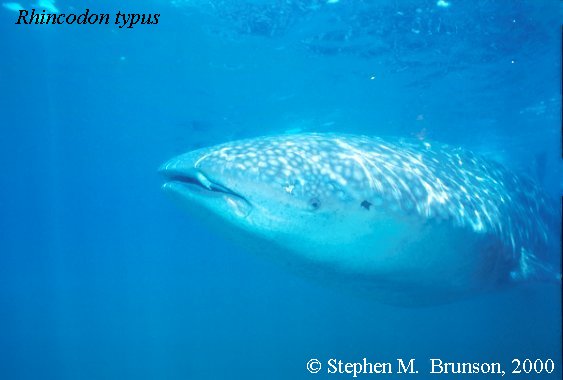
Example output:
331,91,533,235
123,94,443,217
160,133,557,305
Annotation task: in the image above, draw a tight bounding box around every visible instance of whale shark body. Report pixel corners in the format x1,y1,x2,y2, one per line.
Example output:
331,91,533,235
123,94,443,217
160,133,557,305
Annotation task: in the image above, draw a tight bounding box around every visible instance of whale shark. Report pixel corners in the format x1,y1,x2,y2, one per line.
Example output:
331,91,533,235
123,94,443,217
160,133,558,305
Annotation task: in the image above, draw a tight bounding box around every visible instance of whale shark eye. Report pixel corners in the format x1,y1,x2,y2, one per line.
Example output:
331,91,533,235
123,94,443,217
309,198,321,210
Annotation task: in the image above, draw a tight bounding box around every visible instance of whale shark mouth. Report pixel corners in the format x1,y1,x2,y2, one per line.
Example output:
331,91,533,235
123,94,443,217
160,167,252,218
162,170,247,201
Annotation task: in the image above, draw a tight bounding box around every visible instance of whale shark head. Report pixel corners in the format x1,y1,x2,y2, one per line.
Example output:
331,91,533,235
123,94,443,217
159,135,370,245
159,134,415,275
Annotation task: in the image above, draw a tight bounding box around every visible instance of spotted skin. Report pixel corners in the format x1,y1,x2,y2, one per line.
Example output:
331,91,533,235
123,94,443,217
161,133,557,302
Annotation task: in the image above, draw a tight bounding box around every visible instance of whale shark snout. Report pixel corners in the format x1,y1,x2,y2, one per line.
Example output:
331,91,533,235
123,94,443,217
160,133,558,305
159,152,253,219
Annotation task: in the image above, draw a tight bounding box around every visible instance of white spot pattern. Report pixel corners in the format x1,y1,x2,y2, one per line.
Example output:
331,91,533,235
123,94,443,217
191,133,554,276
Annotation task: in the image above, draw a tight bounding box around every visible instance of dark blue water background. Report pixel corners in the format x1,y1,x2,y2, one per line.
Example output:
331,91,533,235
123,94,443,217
0,0,561,378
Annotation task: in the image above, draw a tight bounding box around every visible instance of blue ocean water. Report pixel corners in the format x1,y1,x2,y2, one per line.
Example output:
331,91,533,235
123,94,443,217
0,0,561,379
